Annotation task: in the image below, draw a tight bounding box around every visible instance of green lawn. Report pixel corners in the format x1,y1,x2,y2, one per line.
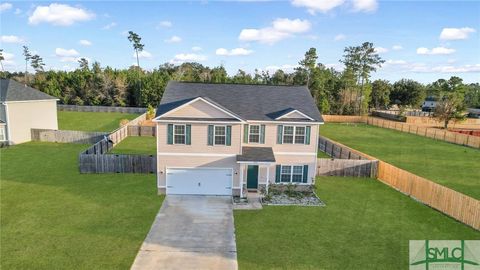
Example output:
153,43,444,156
0,142,162,269
109,136,157,155
317,150,331,158
58,111,139,132
319,123,480,199
234,177,479,270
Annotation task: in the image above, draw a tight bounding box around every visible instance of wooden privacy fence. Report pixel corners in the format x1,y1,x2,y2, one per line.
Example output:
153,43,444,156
322,115,480,149
371,111,406,122
58,104,147,114
79,113,157,174
79,154,156,173
318,136,480,230
128,126,156,137
316,158,378,178
318,136,369,160
31,129,107,144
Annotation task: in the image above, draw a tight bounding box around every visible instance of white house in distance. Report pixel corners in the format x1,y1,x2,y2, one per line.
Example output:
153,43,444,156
0,79,59,145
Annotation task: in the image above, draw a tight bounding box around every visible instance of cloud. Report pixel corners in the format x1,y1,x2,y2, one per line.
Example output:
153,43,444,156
334,34,346,41
158,20,172,28
265,64,299,72
0,2,12,12
192,46,202,52
351,0,378,12
133,50,153,59
55,48,81,62
14,8,21,15
416,46,455,55
79,39,92,46
0,35,24,44
165,35,182,43
291,0,345,14
216,48,253,56
169,53,207,64
440,27,476,40
374,46,388,53
430,64,480,73
392,45,403,50
1,51,15,67
102,22,117,30
325,63,344,71
28,3,94,26
239,18,311,44
385,59,407,65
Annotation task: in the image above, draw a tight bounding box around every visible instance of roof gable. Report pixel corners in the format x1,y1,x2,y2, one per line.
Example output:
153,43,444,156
0,79,58,102
154,97,244,121
274,109,314,121
156,82,323,122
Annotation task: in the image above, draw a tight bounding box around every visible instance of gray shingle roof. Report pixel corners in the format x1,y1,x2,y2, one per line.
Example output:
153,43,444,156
0,79,58,102
237,147,276,162
156,81,323,122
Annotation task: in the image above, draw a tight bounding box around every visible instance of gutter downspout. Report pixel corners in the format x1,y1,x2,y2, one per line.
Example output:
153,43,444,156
2,102,11,145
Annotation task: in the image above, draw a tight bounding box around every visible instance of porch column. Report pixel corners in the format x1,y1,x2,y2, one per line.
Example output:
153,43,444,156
265,164,270,194
239,164,244,197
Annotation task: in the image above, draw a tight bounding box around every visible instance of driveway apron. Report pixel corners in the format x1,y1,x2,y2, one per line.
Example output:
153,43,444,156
131,195,238,270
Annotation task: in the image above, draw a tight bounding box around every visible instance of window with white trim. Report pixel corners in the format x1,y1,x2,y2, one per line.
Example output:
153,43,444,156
0,126,5,141
283,126,306,144
173,124,186,144
280,165,303,183
248,125,260,143
214,125,226,145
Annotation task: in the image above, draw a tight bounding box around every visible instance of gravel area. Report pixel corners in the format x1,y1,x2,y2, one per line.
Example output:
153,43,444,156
263,193,325,206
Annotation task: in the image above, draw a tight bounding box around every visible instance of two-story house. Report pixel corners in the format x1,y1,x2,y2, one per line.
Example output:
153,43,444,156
153,81,323,196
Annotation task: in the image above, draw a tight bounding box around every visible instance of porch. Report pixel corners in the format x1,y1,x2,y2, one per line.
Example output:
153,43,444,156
236,146,276,197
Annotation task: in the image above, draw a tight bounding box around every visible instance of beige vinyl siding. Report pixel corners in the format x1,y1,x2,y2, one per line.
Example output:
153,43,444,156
5,100,58,144
163,99,234,119
158,123,242,154
243,123,319,153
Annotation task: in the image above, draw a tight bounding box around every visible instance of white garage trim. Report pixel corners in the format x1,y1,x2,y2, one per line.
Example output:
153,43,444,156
166,167,234,196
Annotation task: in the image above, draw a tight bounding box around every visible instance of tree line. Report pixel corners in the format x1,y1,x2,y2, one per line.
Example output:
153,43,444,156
1,34,479,116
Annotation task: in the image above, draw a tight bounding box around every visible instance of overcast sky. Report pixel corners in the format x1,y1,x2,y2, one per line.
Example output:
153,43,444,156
1,0,479,83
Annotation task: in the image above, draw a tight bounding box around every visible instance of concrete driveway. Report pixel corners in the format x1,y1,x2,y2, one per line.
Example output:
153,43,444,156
131,196,237,270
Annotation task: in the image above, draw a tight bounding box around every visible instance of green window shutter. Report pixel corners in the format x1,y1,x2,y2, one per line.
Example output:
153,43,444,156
186,124,191,145
277,125,283,144
260,124,266,144
243,125,249,143
207,125,214,146
275,165,281,183
305,126,311,145
303,165,309,183
167,124,173,144
226,126,232,146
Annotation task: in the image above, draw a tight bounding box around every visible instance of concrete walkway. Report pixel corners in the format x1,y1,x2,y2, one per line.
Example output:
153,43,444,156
131,196,238,270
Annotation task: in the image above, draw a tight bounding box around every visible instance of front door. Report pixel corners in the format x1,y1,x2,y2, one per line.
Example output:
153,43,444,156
247,165,259,189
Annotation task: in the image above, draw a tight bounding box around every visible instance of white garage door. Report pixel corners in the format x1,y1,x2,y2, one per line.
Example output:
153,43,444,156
166,168,232,195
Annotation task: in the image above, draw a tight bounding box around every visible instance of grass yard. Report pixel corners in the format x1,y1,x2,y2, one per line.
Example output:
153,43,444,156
0,142,162,269
234,177,479,270
317,150,331,158
320,123,480,199
58,111,139,132
109,136,157,155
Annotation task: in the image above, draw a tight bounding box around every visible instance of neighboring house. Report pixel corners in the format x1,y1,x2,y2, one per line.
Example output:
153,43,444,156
153,81,323,196
0,79,59,145
422,96,437,112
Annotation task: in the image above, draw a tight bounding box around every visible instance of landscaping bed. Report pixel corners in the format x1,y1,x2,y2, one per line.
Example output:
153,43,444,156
262,185,324,206
320,123,480,199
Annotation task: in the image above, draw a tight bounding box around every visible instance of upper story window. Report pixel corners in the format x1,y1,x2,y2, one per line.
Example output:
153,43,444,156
283,126,306,144
174,124,186,144
214,125,226,145
248,125,260,143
